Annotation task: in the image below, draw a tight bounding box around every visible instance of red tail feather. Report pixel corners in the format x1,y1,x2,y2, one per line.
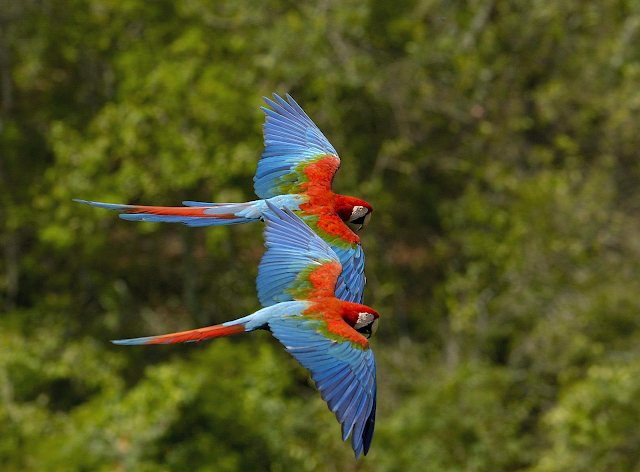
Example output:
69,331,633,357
113,323,246,345
124,205,239,219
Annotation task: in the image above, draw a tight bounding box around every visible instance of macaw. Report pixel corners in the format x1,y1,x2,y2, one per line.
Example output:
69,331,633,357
113,202,379,458
75,94,372,303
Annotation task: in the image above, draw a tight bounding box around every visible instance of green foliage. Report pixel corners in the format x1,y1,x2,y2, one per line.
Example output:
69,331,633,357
2,0,640,470
375,363,534,472
532,359,640,472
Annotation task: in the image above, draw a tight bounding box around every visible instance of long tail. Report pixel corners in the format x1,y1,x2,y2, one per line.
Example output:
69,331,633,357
112,306,278,346
74,199,264,227
112,322,246,345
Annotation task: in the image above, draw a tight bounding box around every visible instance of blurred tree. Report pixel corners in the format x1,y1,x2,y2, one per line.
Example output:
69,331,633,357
2,0,640,470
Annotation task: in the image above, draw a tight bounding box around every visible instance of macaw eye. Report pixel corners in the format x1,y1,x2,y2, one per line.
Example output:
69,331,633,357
349,206,368,223
355,312,373,329
355,313,378,339
350,209,372,232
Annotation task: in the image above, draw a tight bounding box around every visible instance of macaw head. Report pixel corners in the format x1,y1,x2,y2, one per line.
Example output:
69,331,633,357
335,196,373,231
342,302,380,339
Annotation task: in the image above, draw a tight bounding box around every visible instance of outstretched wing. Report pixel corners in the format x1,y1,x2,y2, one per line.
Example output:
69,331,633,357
331,245,366,304
254,93,340,199
257,201,342,306
269,314,377,458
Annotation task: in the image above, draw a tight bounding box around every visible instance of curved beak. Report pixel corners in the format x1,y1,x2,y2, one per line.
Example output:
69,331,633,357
357,212,372,232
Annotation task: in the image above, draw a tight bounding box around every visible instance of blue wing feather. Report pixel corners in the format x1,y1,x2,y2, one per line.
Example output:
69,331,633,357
254,94,340,199
331,245,366,304
257,202,341,306
268,315,377,458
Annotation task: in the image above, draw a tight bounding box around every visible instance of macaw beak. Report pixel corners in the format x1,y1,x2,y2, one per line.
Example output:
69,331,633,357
357,212,372,232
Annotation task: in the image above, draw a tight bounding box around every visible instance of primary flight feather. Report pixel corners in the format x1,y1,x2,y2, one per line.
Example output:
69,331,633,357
75,93,372,303
113,202,379,458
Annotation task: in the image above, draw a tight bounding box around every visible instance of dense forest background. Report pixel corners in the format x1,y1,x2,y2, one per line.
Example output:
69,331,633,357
2,1,640,471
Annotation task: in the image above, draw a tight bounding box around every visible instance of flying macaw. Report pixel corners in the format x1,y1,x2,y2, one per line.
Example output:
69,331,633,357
75,94,372,303
113,202,379,458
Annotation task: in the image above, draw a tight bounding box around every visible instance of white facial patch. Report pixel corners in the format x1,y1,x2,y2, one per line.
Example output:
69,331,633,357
350,205,368,221
354,312,374,329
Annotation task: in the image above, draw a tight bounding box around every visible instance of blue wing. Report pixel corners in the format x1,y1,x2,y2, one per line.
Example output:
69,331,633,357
257,201,342,306
254,93,340,199
269,315,376,458
331,245,365,304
